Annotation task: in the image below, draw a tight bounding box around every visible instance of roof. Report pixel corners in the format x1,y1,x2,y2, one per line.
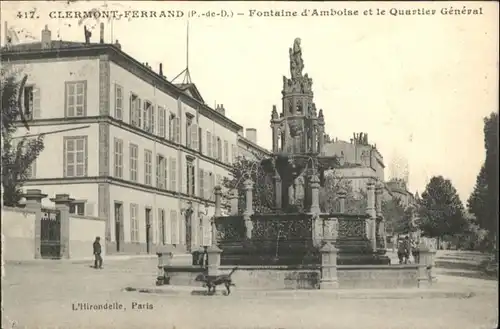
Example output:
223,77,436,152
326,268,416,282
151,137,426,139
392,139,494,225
1,41,243,132
174,83,205,103
2,40,88,51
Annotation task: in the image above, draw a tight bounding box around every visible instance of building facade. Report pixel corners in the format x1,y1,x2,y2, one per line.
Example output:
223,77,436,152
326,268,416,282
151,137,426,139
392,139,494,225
2,27,243,255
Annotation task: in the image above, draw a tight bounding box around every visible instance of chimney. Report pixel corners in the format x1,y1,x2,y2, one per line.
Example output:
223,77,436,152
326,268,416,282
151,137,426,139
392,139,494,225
218,104,225,116
99,23,104,43
114,39,121,49
159,63,164,77
41,25,51,49
246,128,257,144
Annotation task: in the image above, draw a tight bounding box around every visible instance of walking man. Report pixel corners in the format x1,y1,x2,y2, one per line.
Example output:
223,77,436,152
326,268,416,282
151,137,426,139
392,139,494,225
93,236,103,269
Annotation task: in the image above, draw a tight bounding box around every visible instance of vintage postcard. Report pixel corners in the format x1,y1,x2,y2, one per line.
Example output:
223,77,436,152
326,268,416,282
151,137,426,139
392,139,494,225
1,1,498,328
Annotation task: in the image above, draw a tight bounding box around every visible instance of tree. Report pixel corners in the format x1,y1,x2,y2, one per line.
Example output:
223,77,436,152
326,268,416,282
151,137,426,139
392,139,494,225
417,176,468,241
222,156,274,214
1,70,44,206
382,197,407,235
319,172,367,214
468,112,499,257
467,164,489,229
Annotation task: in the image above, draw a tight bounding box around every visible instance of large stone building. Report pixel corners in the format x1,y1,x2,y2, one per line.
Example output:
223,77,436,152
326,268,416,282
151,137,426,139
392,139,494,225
2,25,252,255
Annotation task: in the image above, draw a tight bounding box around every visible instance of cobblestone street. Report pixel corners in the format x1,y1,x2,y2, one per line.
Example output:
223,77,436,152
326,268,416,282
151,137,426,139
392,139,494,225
2,252,498,329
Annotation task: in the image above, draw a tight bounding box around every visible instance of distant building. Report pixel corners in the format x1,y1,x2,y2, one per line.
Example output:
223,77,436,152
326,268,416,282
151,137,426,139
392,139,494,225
385,178,415,208
2,25,244,255
323,133,392,197
237,128,271,161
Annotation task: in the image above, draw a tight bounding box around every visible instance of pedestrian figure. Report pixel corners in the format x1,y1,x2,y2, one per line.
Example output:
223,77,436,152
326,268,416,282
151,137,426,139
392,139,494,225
93,236,103,269
397,236,410,264
411,239,419,264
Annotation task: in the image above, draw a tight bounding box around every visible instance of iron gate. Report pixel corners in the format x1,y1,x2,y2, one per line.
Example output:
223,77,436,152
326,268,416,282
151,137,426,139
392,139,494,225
40,208,61,259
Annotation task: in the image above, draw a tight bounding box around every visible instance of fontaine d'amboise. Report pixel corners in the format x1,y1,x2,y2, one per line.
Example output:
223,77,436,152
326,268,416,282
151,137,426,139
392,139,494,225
213,37,390,267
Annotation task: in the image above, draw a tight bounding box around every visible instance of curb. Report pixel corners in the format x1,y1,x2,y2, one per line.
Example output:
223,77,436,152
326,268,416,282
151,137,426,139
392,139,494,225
122,286,476,299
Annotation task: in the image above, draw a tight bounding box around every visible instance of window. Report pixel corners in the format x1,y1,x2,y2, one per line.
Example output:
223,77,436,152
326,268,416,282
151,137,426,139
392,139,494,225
186,158,195,196
65,81,87,117
158,107,166,138
213,135,218,159
206,131,212,157
158,208,166,245
20,85,40,119
198,168,205,198
144,150,153,185
204,171,210,200
170,210,178,245
224,140,229,163
186,115,193,147
130,203,139,243
69,202,85,216
114,138,123,178
156,154,167,189
64,136,87,177
231,144,237,163
208,172,216,201
129,143,138,182
169,157,177,191
217,137,222,161
130,94,141,128
198,127,203,154
115,84,123,120
169,113,180,143
23,86,33,118
143,101,154,133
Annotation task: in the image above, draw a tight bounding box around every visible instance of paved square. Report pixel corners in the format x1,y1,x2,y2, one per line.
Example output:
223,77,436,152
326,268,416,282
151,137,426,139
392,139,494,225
2,251,497,329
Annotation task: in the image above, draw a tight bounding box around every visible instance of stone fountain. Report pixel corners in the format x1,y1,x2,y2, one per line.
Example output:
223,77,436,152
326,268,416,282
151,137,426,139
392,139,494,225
214,37,390,267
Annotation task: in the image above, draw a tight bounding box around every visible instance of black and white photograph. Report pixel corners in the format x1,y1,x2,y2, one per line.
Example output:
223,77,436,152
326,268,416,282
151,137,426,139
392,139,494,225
1,1,498,328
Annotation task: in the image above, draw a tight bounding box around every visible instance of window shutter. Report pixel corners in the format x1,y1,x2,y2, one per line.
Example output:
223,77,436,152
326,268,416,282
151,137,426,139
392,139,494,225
63,138,67,177
151,106,155,134
32,87,41,119
163,157,168,189
213,135,217,159
207,131,212,156
129,95,134,125
211,174,216,201
156,155,161,187
191,124,198,150
175,118,181,143
232,144,237,163
224,140,229,163
137,98,142,128
85,202,95,217
204,171,210,199
170,210,178,244
199,168,204,198
169,157,177,191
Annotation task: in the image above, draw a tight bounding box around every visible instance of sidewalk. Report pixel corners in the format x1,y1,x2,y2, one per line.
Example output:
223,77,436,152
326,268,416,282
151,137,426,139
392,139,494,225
124,283,477,299
4,253,157,265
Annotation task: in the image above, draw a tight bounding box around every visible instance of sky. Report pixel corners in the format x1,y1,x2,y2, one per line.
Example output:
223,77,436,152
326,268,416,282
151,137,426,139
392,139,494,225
1,1,498,203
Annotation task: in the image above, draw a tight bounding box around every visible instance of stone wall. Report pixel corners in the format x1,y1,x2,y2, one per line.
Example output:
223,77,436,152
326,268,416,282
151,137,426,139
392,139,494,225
1,207,37,261
68,215,106,259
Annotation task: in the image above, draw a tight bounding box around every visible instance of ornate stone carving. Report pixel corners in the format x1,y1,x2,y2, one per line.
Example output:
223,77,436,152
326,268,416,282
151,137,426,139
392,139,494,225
289,38,304,79
338,218,366,238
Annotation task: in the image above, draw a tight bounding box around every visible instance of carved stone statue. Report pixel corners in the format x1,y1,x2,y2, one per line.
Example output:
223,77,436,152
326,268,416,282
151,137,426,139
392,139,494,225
289,38,304,79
